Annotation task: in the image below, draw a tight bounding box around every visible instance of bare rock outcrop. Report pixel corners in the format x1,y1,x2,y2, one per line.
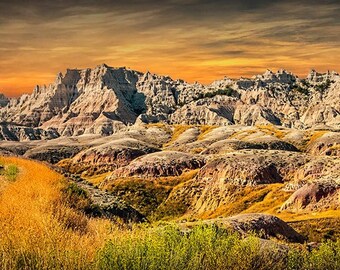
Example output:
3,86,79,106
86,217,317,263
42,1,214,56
112,151,205,178
0,93,9,107
197,150,308,186
216,214,305,243
306,131,340,156
60,138,159,175
24,145,84,164
157,150,310,215
0,124,59,141
1,66,339,141
281,181,340,212
201,138,298,154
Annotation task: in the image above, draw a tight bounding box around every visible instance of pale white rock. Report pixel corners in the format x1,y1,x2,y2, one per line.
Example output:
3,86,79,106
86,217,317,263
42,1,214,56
0,65,339,141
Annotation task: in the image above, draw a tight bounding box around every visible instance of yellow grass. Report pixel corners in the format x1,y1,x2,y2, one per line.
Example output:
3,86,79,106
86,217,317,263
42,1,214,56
241,184,290,214
0,156,110,269
308,130,328,145
228,129,257,140
296,130,329,151
256,124,287,139
197,125,217,140
329,144,340,150
199,184,290,219
163,124,193,147
84,171,112,186
197,183,340,225
1,157,339,268
276,209,340,222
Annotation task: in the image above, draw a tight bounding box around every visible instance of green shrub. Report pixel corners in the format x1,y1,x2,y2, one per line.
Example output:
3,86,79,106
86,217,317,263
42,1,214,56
1,164,19,181
61,182,91,210
95,225,289,270
304,240,340,270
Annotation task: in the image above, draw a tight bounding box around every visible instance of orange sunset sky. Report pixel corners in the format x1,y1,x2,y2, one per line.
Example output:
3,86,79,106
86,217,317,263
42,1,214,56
0,0,339,97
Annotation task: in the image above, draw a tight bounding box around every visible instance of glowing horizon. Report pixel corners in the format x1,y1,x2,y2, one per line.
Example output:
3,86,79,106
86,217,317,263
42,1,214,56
1,0,339,97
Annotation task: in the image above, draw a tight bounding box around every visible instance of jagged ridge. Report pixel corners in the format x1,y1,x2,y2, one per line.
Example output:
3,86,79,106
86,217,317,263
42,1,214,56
0,64,339,141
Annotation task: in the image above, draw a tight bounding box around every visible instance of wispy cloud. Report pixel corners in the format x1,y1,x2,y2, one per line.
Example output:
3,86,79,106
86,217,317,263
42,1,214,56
0,0,339,96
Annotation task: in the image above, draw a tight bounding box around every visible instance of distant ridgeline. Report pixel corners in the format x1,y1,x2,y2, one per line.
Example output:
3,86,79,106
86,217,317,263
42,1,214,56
0,64,339,140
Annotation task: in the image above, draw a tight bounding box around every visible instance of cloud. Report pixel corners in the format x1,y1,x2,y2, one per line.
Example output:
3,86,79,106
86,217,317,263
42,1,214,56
0,0,339,97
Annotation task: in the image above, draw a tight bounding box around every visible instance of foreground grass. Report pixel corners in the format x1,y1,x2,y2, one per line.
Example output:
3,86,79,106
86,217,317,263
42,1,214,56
95,225,340,270
0,156,339,270
0,157,109,269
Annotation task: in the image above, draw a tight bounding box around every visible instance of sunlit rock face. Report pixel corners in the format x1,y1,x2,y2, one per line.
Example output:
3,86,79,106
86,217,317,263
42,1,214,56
0,65,339,140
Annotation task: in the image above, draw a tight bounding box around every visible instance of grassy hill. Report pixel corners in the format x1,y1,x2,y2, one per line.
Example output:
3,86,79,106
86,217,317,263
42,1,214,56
0,156,339,269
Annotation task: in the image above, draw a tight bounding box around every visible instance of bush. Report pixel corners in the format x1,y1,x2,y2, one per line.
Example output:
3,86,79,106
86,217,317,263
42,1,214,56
95,225,289,270
0,164,19,181
61,182,92,211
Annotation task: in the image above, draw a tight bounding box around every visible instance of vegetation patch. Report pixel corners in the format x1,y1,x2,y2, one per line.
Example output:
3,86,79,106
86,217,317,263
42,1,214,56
0,163,19,181
104,170,199,218
0,157,339,269
96,224,340,270
256,124,287,139
308,130,329,145
61,182,92,211
314,79,332,93
105,177,173,217
197,125,217,140
163,124,194,147
288,218,340,242
194,88,237,101
196,184,289,220
292,84,310,95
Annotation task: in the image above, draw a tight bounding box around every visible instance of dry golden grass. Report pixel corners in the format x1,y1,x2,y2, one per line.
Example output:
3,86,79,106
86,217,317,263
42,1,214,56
296,130,329,151
256,124,287,139
163,124,193,147
228,129,257,140
308,130,328,145
241,184,290,214
276,209,340,222
0,156,110,269
84,171,112,186
308,130,329,144
197,125,217,140
198,184,290,219
329,144,340,150
196,183,340,227
1,157,339,268
102,169,200,218
288,217,340,242
0,175,8,193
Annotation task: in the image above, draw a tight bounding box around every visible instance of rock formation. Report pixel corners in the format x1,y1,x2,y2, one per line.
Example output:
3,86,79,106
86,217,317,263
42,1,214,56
112,151,205,178
0,93,9,107
0,65,339,141
281,181,339,212
194,213,305,243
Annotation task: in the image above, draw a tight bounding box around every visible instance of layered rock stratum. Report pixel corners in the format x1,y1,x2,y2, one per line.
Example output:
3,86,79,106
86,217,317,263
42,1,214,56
0,65,339,141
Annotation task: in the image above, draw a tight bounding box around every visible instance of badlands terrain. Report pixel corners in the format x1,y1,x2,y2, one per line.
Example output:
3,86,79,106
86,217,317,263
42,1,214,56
0,64,339,268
